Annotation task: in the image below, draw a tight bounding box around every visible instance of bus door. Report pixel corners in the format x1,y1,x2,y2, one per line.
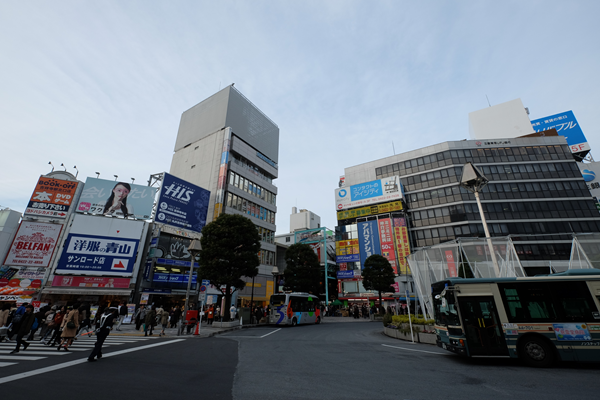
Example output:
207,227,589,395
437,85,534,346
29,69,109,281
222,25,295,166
458,296,508,356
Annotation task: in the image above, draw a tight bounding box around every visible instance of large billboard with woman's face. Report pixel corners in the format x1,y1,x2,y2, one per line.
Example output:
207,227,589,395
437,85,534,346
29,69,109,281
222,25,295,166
76,178,157,220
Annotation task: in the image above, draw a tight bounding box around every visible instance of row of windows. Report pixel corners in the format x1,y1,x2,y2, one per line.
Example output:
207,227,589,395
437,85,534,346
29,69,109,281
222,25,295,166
410,200,599,228
399,162,581,193
258,227,275,244
514,243,572,261
259,250,276,266
375,145,572,179
228,170,276,205
406,180,591,210
226,192,276,225
412,220,600,248
230,153,273,184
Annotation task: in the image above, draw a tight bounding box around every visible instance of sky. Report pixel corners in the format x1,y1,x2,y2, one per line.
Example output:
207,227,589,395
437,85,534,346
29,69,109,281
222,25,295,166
1,1,599,234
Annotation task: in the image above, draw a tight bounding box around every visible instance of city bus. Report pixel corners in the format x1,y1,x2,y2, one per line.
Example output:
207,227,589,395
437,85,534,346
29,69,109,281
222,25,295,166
432,269,600,367
269,293,322,326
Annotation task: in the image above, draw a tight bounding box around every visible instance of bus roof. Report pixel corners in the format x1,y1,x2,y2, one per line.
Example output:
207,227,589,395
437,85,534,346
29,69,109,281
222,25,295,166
433,269,600,287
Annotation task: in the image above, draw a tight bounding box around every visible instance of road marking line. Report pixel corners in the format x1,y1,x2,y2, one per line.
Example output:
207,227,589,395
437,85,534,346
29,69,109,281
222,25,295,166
259,329,281,338
0,339,186,385
381,344,451,356
0,351,67,356
0,356,45,361
0,362,17,368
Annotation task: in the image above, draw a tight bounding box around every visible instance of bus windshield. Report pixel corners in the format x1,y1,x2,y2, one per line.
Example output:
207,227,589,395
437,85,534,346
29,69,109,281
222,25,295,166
432,283,460,326
270,295,287,306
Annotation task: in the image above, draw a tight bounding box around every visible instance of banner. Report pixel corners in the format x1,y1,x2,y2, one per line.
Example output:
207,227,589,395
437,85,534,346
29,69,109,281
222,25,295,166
392,218,411,275
530,110,590,153
358,220,381,268
0,267,45,295
76,177,157,219
378,218,397,274
155,173,211,234
336,239,360,263
335,176,403,211
337,200,403,220
4,222,63,267
152,273,197,284
52,276,131,288
445,250,457,277
24,177,79,218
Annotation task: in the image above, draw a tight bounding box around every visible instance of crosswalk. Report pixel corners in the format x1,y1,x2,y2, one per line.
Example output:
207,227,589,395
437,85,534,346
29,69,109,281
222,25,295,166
0,335,158,367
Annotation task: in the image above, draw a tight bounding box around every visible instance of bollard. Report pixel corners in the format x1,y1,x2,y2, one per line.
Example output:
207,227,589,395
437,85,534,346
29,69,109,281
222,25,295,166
193,321,200,335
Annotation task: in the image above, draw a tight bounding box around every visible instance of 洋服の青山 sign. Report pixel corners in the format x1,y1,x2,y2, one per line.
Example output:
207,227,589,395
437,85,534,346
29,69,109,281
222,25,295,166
25,176,79,218
4,222,63,267
335,176,403,211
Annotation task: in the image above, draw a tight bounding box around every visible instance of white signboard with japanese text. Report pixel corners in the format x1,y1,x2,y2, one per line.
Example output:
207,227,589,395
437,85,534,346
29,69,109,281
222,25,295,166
4,222,63,267
335,176,403,211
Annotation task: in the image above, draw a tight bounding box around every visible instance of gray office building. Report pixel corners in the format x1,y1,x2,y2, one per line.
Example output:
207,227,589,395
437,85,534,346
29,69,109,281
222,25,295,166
170,85,279,305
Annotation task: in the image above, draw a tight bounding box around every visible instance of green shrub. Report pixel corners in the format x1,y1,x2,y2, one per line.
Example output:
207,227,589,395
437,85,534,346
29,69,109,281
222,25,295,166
382,313,393,326
391,315,434,326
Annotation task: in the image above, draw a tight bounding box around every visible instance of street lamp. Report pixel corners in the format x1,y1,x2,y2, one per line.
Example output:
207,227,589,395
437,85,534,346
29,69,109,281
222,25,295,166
179,238,202,336
271,266,279,295
460,162,500,277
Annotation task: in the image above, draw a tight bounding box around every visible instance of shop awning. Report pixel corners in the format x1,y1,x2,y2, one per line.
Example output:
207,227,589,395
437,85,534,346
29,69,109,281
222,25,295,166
41,288,132,296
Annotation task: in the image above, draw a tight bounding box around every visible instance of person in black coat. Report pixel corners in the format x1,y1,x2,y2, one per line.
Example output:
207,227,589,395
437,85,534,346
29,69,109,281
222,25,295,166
88,307,117,362
10,304,36,354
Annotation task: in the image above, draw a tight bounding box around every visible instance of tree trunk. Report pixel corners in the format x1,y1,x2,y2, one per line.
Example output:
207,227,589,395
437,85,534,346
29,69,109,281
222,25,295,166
223,287,232,322
378,290,384,314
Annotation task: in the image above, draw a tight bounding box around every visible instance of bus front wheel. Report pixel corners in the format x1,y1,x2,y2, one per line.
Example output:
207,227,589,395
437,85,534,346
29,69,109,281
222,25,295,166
291,318,297,327
518,336,556,368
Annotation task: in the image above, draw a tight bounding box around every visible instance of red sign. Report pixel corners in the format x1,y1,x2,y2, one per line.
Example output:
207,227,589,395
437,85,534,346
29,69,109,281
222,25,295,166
445,250,457,277
378,218,397,274
25,176,79,218
52,276,130,288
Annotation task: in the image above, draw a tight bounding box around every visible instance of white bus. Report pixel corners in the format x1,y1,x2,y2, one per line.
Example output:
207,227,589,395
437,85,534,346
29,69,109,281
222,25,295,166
269,293,322,326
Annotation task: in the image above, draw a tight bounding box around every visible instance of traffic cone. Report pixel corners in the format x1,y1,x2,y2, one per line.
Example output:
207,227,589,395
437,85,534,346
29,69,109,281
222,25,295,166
194,321,200,335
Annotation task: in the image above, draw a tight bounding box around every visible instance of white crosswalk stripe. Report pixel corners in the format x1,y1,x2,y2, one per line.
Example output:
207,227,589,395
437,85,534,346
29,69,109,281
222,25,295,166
0,336,158,367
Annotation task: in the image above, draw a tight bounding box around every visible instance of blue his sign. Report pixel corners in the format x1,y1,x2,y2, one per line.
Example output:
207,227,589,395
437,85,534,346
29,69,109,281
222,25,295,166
155,173,211,234
336,254,360,263
153,273,197,284
337,270,355,279
55,233,140,276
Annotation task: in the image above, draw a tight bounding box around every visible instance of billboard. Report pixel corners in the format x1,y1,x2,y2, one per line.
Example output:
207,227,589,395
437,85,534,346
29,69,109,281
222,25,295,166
392,217,411,275
76,177,157,219
24,177,79,218
337,200,403,221
4,222,63,267
54,215,145,276
530,110,590,153
155,173,211,234
358,220,381,268
153,273,197,284
335,176,403,211
0,267,45,293
336,239,360,263
378,218,397,274
52,276,131,288
578,162,600,212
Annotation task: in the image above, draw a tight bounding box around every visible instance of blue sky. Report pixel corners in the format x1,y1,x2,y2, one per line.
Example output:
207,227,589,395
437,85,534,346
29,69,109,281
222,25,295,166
1,1,599,234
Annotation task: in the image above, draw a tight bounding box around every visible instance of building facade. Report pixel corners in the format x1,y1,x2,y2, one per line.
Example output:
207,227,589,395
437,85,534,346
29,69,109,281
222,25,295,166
340,136,600,277
170,85,279,306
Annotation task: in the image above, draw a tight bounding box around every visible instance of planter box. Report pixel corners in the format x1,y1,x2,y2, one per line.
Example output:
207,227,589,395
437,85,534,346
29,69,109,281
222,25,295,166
418,332,437,345
384,325,435,345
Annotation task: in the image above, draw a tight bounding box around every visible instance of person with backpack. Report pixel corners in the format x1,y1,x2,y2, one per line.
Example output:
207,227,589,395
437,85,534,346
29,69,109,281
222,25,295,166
87,307,117,362
6,302,27,341
46,306,66,346
133,305,146,331
10,304,35,353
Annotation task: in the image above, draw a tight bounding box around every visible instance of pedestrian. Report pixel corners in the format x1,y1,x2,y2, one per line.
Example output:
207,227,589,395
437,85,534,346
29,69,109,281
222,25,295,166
229,304,236,320
155,305,165,329
134,305,146,331
6,302,27,341
57,304,79,351
158,307,169,336
116,301,128,330
10,304,36,353
77,304,93,337
207,306,214,325
144,305,156,336
254,307,263,324
172,306,181,329
46,306,66,346
87,307,117,362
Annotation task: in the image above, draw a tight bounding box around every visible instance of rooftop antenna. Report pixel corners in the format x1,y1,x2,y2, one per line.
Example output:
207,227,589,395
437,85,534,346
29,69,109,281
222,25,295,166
48,162,54,172
392,141,396,155
486,95,491,107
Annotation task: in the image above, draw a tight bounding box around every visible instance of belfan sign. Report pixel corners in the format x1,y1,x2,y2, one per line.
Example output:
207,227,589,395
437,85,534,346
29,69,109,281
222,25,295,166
4,222,63,267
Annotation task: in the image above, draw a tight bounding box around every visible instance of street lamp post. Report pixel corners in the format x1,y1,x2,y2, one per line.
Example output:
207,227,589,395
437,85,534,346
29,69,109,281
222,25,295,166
179,238,202,336
271,266,279,296
460,162,501,277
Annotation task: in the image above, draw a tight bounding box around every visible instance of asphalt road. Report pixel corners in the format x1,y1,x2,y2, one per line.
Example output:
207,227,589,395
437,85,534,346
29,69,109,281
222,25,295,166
1,320,600,400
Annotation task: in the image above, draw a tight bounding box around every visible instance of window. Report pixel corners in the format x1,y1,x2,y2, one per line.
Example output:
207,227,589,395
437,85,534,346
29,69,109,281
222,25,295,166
285,236,290,242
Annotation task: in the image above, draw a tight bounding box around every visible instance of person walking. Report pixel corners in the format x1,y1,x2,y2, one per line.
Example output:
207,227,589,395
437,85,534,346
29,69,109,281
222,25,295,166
116,301,128,331
76,304,93,337
144,305,156,336
229,304,236,320
10,304,36,353
6,302,27,341
0,304,10,342
46,306,66,346
134,305,146,331
87,307,117,362
57,304,79,351
158,306,169,337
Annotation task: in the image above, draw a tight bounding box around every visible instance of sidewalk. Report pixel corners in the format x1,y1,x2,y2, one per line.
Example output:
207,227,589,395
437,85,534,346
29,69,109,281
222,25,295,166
110,320,243,338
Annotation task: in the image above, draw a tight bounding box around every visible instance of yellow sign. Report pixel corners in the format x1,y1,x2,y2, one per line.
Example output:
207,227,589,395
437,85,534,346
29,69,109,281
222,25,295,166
266,281,274,299
337,200,403,220
393,218,411,275
336,239,360,256
245,282,262,288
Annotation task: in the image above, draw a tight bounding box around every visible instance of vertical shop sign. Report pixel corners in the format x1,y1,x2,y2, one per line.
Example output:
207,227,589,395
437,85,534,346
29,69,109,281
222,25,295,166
358,220,381,268
378,218,397,274
392,218,411,275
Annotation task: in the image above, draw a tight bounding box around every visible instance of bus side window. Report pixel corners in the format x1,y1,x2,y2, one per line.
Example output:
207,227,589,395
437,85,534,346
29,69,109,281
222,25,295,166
554,281,598,322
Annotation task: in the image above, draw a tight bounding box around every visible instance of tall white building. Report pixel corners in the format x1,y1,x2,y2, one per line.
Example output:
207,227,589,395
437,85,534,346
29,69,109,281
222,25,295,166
170,85,279,306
